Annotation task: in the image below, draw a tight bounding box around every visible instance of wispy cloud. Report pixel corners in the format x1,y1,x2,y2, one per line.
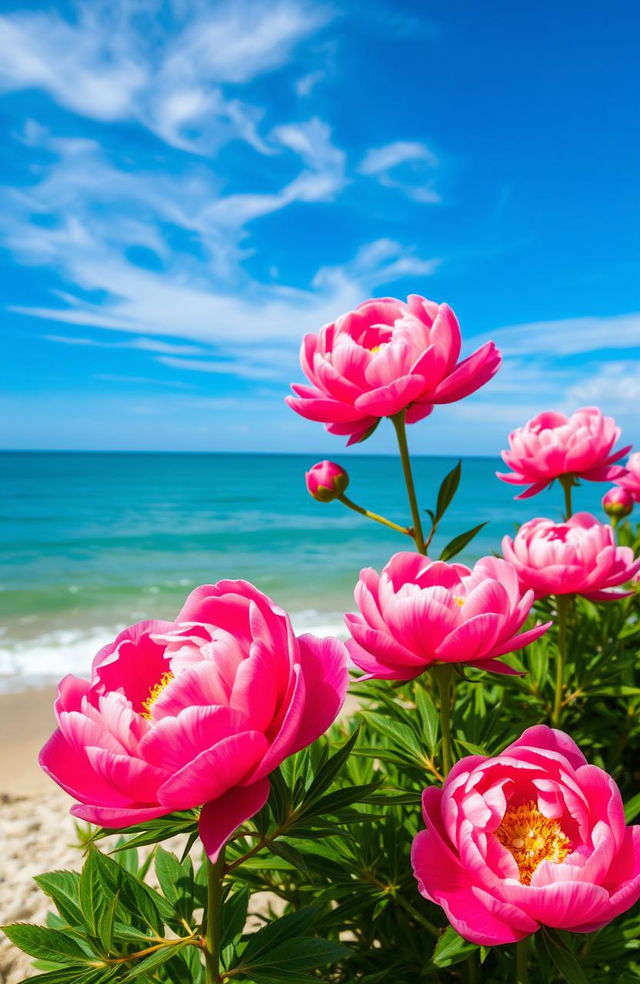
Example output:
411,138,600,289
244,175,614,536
359,140,440,203
491,312,640,356
0,0,332,155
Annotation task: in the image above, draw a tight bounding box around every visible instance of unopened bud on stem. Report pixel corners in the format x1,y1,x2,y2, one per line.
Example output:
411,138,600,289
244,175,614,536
305,460,349,502
602,486,633,520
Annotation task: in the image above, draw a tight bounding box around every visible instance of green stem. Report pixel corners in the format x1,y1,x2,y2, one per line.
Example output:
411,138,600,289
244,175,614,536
204,848,226,984
560,475,574,520
552,596,571,727
432,664,455,775
515,937,529,983
391,411,426,554
338,494,411,537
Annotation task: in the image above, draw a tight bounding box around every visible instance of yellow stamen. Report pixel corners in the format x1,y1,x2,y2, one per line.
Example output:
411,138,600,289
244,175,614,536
453,596,465,607
495,801,571,885
140,671,174,719
369,344,383,353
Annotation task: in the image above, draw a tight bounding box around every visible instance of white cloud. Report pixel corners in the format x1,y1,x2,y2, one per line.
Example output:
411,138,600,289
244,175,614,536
314,238,440,291
44,334,209,356
0,0,332,155
491,312,640,356
295,69,325,96
359,140,440,203
156,357,285,381
566,361,640,413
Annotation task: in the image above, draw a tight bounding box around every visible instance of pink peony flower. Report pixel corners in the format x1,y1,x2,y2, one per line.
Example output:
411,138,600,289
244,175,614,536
502,513,640,601
602,486,634,519
39,581,348,861
411,726,640,945
345,552,550,680
497,407,630,499
306,460,349,502
617,452,640,503
286,295,501,445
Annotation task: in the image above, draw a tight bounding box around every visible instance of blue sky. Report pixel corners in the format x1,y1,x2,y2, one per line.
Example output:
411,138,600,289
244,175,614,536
1,0,638,455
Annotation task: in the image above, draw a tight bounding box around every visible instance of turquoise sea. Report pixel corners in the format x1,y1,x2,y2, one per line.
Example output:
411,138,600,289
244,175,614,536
0,452,606,692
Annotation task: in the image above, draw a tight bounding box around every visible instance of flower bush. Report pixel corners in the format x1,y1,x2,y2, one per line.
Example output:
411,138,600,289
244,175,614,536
5,289,640,984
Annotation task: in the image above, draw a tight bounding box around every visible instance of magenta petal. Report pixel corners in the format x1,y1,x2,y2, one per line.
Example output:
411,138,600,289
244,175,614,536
54,675,92,715
157,731,269,810
199,778,271,863
140,705,251,772
92,621,174,712
285,394,366,423
518,880,610,929
488,620,552,658
290,634,348,752
353,375,427,416
39,730,133,807
85,747,167,802
430,342,501,404
70,802,169,826
249,666,306,780
505,726,588,770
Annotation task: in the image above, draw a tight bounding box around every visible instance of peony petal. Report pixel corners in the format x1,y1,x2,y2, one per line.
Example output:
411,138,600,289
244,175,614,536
199,779,271,863
157,731,269,810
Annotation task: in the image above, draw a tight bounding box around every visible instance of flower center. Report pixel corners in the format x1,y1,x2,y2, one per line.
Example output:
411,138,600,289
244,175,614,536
453,596,465,607
495,801,571,885
140,671,174,719
369,343,386,354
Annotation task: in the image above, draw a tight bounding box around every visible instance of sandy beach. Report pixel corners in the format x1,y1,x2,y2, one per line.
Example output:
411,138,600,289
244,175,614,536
0,688,82,983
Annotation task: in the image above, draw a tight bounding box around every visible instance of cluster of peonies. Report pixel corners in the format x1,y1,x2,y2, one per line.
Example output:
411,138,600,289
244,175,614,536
40,293,640,953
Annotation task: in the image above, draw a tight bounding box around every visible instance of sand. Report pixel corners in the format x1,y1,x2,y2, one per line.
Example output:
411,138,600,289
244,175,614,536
0,689,81,982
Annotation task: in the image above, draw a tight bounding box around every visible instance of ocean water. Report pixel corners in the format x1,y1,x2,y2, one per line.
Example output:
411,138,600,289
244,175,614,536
0,452,606,692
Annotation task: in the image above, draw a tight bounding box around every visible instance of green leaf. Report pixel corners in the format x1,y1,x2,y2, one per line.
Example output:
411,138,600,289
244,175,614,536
268,841,313,877
439,522,488,562
414,686,439,754
97,889,121,953
238,909,317,966
239,937,349,978
360,713,423,760
303,729,359,806
221,885,250,947
540,928,589,984
122,939,195,980
1,924,96,964
79,850,113,938
435,460,462,523
626,792,640,823
155,848,192,911
35,871,84,928
431,926,478,968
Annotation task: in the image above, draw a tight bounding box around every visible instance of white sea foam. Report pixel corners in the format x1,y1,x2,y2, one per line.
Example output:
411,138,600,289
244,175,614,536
0,626,123,693
0,610,348,694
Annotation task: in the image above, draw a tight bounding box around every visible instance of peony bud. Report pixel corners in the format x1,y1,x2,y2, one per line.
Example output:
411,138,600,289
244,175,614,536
602,486,634,519
305,460,349,502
